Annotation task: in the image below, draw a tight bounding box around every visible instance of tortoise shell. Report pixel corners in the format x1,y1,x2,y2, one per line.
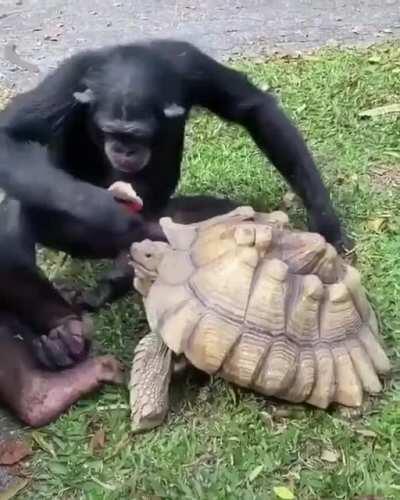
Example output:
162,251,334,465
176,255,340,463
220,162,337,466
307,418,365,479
131,207,391,408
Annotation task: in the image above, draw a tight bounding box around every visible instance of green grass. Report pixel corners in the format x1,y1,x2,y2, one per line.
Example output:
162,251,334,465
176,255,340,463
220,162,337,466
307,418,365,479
22,42,400,499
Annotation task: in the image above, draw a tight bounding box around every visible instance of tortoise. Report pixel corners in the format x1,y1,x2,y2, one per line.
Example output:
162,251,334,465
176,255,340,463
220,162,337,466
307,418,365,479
128,206,391,433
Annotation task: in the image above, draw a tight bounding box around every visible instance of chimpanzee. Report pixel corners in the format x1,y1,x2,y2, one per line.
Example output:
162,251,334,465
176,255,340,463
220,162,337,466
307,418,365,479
0,40,348,388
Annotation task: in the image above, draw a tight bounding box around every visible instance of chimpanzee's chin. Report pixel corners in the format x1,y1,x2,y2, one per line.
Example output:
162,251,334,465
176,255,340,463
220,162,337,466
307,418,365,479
114,164,141,174
109,150,151,174
112,159,146,174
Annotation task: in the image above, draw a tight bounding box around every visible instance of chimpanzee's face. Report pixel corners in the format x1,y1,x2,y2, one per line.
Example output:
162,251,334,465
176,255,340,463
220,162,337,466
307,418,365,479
74,87,186,175
96,110,155,174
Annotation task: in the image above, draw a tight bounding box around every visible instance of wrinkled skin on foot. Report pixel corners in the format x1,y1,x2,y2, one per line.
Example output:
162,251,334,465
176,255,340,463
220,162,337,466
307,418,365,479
0,311,125,428
336,398,375,420
19,355,124,427
32,315,92,370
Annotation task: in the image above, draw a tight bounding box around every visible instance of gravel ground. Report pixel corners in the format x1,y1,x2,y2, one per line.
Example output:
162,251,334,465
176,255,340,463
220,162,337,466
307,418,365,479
0,0,399,91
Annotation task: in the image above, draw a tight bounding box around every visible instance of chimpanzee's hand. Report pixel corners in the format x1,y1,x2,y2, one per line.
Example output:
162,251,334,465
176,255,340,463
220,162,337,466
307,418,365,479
32,316,92,370
58,185,157,256
308,211,354,254
108,181,143,213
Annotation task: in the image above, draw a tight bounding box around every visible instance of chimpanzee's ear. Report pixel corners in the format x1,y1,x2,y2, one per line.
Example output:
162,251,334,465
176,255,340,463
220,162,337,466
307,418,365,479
73,88,96,104
163,103,186,118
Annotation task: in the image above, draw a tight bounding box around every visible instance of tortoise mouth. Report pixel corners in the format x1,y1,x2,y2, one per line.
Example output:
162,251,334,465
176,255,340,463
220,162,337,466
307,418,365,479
131,261,158,280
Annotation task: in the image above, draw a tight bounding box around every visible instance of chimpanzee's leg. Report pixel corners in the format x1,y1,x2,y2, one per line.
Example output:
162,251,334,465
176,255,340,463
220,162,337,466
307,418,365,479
0,196,90,369
79,195,240,310
0,312,123,427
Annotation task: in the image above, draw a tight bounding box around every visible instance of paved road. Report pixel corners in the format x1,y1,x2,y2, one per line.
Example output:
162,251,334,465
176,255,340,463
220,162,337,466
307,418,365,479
1,0,399,91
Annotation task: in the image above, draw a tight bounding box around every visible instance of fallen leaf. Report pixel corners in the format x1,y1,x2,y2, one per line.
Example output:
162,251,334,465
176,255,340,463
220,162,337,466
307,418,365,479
31,431,56,458
0,440,32,466
302,54,322,61
356,429,377,438
273,485,295,499
248,464,263,482
367,217,386,232
0,478,28,500
89,429,106,454
368,56,382,64
321,448,340,463
326,38,339,47
359,103,400,118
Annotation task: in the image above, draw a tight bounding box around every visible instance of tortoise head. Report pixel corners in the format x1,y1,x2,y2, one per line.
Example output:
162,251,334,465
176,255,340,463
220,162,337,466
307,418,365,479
130,239,170,296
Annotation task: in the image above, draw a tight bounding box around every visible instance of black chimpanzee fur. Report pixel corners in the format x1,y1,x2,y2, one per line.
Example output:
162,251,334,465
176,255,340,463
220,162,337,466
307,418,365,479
0,39,347,370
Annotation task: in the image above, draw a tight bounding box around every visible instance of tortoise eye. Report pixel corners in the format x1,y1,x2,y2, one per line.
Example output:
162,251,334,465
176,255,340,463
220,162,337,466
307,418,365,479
145,253,152,259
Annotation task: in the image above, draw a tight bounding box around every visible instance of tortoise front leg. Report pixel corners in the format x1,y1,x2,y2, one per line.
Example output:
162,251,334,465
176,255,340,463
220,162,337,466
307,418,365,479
129,331,173,433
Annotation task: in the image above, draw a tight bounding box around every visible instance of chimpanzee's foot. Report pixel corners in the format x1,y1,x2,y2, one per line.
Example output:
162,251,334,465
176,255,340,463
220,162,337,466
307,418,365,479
16,355,124,427
32,316,92,370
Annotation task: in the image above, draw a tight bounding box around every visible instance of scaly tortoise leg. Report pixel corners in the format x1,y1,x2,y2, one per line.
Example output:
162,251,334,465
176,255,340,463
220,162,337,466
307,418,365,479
129,331,173,433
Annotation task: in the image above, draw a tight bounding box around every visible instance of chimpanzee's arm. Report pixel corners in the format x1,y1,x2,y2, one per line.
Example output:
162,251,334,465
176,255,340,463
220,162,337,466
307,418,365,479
0,133,153,256
153,40,348,250
0,52,155,257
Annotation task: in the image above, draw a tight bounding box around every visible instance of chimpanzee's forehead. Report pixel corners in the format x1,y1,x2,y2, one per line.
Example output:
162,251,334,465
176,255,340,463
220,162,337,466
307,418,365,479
98,87,159,116
97,115,156,137
95,92,158,136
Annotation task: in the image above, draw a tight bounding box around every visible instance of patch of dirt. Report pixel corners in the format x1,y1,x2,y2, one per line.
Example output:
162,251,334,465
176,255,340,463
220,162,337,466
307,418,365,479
369,164,400,191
